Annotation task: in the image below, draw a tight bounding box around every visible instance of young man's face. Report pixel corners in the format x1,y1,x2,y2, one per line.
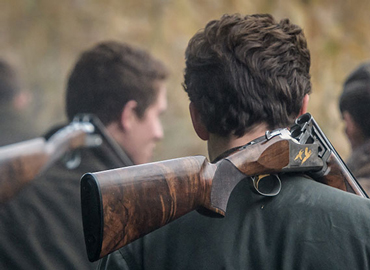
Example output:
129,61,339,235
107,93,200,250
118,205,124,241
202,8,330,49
123,82,167,164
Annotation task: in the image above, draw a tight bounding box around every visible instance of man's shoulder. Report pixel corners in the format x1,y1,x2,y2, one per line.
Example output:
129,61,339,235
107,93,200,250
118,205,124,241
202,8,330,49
279,173,370,216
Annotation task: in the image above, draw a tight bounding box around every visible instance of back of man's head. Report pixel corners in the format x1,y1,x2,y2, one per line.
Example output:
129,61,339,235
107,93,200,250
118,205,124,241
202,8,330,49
66,41,168,125
183,13,311,137
339,62,370,139
0,60,20,106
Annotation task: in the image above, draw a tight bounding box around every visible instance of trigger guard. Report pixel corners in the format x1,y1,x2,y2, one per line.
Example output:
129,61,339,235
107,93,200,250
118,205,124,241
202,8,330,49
252,174,281,197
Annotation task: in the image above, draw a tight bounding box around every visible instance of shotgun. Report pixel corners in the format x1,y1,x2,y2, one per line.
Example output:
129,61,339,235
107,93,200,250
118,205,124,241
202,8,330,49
0,114,134,205
80,113,367,262
0,120,103,205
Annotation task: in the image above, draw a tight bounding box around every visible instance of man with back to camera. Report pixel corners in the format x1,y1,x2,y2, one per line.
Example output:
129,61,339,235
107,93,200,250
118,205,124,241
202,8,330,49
339,62,370,194
0,41,168,270
98,14,370,270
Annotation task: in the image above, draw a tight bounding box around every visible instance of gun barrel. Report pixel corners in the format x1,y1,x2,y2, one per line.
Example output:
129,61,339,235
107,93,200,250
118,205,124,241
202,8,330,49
292,113,368,198
317,151,368,197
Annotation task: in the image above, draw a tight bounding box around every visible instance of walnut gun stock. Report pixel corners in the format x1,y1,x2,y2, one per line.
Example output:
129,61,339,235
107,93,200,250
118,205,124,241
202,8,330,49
0,121,100,204
81,131,324,262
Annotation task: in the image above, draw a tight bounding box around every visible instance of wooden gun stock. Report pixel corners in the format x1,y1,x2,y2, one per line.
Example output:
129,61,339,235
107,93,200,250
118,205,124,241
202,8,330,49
81,156,216,262
0,122,100,204
81,114,368,262
81,132,324,262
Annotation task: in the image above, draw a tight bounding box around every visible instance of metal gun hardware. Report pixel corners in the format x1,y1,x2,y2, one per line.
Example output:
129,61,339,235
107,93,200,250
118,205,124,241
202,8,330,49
252,174,282,197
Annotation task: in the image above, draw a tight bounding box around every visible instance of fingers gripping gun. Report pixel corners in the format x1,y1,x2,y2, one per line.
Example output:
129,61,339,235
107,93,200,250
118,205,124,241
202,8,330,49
81,113,367,262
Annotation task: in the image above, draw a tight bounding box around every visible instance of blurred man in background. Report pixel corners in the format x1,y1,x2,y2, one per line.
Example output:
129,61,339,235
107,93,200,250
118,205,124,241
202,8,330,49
0,59,37,146
339,62,370,193
0,41,168,270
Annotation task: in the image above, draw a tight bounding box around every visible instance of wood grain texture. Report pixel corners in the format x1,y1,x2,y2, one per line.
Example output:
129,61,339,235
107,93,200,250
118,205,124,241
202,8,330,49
83,132,368,261
0,127,88,204
227,137,290,175
0,139,48,204
93,156,218,259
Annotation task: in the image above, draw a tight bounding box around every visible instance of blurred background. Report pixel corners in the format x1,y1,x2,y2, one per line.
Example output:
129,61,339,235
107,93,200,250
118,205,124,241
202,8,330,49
1,0,370,161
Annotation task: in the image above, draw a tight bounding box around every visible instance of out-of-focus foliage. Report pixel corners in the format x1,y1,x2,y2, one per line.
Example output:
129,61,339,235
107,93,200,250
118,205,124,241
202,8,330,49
1,0,370,160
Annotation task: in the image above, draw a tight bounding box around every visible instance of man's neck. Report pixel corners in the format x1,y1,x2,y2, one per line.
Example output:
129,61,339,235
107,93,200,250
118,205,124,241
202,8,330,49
207,123,268,162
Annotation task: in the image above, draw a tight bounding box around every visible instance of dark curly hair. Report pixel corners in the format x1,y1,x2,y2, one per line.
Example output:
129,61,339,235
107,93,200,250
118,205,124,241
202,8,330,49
183,14,311,137
66,41,168,125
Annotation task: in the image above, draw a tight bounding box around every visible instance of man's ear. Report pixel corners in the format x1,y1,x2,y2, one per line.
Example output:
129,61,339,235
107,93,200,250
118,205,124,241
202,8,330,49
120,100,138,131
189,102,209,141
298,94,310,116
